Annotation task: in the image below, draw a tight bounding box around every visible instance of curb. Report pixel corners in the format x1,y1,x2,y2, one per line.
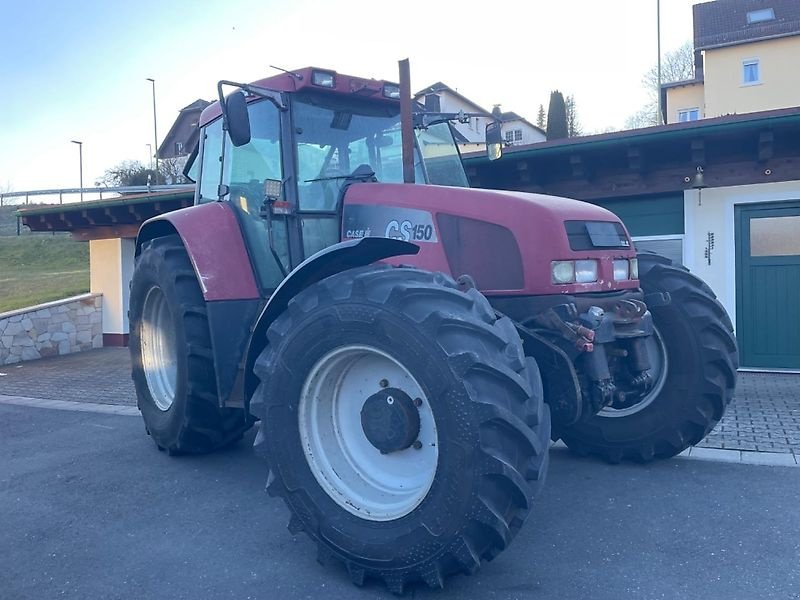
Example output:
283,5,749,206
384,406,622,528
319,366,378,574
550,440,798,468
0,394,139,416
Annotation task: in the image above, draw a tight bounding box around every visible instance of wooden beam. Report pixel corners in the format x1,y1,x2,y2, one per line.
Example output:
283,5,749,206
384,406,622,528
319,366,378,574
71,224,140,241
758,130,774,162
691,138,705,165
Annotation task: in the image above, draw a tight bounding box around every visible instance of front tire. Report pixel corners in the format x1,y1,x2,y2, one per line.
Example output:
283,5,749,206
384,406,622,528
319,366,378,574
129,235,254,454
250,266,550,593
559,252,738,462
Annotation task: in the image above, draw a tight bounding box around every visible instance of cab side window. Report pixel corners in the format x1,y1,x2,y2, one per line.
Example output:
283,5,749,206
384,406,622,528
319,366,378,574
198,120,223,203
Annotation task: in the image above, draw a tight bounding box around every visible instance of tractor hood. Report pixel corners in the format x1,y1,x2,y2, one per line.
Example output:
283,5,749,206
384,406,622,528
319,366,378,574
341,182,639,296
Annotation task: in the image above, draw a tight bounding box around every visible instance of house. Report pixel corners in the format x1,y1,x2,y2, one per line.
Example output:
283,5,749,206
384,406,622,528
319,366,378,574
662,0,800,124
414,82,545,154
158,99,211,159
465,106,800,370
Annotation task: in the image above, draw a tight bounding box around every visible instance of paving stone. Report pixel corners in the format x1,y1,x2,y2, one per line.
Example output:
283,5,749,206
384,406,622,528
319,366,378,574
740,451,797,467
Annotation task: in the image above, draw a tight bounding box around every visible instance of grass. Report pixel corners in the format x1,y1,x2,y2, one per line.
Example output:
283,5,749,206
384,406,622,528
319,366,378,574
0,206,90,313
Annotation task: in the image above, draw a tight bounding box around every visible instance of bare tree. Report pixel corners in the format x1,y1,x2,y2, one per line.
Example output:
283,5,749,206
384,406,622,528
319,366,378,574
625,41,695,129
159,157,189,184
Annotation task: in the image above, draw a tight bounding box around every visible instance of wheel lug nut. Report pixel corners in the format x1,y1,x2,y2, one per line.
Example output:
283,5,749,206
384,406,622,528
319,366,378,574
412,440,422,450
413,397,423,407
379,379,389,388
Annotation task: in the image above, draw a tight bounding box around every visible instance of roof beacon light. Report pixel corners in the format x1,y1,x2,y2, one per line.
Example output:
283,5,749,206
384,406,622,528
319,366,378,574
312,70,336,88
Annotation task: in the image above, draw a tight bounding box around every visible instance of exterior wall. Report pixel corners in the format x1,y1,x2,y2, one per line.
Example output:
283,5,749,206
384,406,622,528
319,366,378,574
435,92,486,143
682,179,800,333
703,36,800,118
665,83,706,124
0,294,102,365
90,238,135,341
501,119,546,146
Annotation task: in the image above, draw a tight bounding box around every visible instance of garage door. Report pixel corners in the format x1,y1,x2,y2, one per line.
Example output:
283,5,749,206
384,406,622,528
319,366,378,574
736,201,800,369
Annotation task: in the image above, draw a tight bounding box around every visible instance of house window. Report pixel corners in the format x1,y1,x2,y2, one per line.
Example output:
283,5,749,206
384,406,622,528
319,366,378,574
504,129,523,145
678,108,700,122
175,141,184,154
743,59,760,85
747,8,775,24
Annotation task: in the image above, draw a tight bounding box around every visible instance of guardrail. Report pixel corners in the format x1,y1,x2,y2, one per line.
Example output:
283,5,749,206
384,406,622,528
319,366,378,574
0,184,193,207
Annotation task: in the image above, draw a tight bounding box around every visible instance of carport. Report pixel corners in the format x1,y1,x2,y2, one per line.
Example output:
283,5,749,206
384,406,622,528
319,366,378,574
17,189,193,345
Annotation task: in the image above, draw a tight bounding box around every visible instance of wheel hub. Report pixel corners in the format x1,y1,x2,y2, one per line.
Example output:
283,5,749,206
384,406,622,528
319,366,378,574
360,388,420,454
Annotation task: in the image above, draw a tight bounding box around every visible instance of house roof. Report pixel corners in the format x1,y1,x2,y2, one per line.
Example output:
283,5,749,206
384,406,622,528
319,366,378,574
499,111,545,135
414,82,494,117
694,0,800,50
179,99,211,112
463,105,800,163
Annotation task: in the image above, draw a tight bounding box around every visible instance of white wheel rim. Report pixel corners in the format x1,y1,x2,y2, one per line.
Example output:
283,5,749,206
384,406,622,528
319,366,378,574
140,286,178,411
298,345,439,521
599,327,669,418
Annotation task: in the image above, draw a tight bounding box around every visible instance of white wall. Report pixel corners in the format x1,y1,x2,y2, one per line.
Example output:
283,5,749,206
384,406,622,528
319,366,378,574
682,179,800,332
89,238,136,335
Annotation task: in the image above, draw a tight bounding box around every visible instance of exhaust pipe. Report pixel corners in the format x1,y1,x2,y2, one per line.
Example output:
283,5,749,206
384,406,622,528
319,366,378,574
398,58,415,184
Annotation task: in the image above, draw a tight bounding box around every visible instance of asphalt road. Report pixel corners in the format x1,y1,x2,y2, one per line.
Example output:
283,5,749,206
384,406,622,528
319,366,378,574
1,403,798,600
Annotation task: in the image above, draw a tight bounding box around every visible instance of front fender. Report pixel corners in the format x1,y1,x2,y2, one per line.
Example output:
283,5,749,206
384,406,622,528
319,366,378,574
240,237,419,405
136,203,259,301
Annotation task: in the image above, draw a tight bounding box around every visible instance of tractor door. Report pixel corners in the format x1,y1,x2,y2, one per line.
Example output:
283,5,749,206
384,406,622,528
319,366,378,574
196,100,291,293
290,93,426,259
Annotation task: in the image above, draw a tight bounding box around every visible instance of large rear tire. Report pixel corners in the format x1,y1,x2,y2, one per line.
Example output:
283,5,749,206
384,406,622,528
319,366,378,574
250,266,550,593
129,235,254,455
558,252,738,462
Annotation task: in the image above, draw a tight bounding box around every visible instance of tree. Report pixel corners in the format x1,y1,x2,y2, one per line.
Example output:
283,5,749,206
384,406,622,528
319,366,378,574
565,95,582,137
99,158,189,187
625,41,695,129
546,90,568,140
536,104,546,130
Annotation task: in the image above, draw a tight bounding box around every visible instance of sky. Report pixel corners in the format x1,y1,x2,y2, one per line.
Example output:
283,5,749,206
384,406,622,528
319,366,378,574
0,0,698,194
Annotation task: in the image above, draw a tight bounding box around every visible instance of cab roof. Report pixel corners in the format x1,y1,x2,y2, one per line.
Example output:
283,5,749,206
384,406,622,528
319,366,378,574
198,67,400,127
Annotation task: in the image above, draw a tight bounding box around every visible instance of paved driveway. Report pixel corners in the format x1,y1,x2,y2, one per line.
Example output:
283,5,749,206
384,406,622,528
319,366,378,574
1,403,798,599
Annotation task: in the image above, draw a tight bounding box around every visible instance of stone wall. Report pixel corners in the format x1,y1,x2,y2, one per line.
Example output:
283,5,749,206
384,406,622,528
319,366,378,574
0,294,103,365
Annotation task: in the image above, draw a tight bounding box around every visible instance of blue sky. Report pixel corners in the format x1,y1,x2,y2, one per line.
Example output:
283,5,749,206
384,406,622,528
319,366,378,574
0,0,696,193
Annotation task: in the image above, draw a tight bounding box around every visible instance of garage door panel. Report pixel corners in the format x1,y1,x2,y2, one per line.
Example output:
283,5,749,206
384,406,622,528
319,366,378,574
737,202,800,369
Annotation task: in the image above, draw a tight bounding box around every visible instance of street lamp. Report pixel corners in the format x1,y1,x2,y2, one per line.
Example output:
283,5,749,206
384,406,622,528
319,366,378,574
146,143,153,170
146,77,159,177
70,140,83,201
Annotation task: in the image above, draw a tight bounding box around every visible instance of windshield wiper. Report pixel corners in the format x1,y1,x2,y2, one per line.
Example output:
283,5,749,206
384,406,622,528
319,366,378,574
304,164,376,183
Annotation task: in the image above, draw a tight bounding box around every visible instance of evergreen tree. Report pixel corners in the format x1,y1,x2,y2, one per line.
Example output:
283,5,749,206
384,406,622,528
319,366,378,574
536,104,546,130
565,95,582,137
546,91,568,140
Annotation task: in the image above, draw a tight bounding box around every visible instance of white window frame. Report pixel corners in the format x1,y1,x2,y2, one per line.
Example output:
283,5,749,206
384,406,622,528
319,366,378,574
632,234,686,265
677,108,700,122
742,58,761,86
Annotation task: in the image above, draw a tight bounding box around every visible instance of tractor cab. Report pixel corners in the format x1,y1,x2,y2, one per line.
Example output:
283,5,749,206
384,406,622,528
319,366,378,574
185,68,470,294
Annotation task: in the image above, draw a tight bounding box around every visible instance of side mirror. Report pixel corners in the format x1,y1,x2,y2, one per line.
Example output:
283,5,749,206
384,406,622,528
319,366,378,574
225,90,251,147
485,121,503,161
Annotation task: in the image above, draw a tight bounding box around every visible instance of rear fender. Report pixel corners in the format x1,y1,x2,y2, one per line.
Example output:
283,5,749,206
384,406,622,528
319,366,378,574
240,237,419,405
136,202,259,301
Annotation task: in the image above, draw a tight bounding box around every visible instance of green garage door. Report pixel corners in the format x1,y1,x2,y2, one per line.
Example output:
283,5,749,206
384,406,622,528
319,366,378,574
736,201,800,369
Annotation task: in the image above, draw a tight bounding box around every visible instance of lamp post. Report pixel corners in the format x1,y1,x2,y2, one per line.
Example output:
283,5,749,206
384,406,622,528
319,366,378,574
656,0,663,125
146,77,159,178
146,143,153,170
70,140,83,201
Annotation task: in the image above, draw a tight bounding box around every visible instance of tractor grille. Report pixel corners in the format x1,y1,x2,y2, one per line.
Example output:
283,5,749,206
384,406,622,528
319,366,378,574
437,214,524,290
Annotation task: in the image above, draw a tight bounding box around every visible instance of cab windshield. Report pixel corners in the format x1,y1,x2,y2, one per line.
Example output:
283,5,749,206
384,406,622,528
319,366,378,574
292,94,468,211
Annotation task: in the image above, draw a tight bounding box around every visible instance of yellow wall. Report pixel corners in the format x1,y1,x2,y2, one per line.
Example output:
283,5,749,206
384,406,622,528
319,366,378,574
89,238,135,334
665,83,706,124
703,36,800,117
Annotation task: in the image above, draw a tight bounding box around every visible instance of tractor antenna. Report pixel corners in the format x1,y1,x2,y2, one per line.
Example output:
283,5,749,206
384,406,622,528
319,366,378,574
269,65,303,80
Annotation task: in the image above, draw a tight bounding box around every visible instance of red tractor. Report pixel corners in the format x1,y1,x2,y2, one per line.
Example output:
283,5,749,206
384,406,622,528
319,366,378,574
129,62,737,592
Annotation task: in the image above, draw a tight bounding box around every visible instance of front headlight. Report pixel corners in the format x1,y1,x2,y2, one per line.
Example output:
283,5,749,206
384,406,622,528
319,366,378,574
613,259,629,281
551,261,575,284
575,259,599,283
629,258,639,279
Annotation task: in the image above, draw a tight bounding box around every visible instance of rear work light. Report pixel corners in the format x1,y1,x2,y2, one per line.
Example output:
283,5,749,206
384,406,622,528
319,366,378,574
382,83,401,99
311,70,336,88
